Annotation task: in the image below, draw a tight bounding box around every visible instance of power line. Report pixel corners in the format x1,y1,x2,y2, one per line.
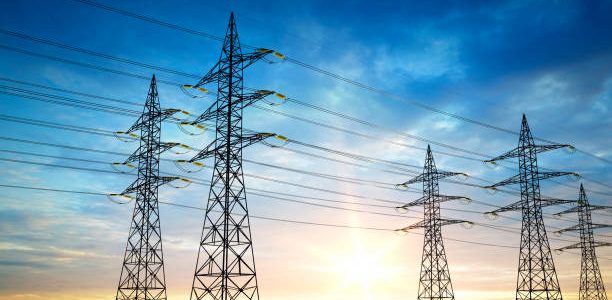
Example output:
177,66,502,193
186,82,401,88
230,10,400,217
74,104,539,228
1,39,608,194
0,183,517,249
1,148,607,244
0,28,201,79
0,44,181,86
67,0,612,166
4,183,612,259
0,149,409,209
3,27,609,189
2,108,609,212
0,29,494,162
1,105,606,206
3,146,610,242
2,43,608,196
0,76,142,107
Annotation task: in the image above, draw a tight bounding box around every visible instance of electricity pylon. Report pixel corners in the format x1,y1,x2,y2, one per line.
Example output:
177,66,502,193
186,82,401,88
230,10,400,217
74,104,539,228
114,75,183,300
183,13,280,300
554,184,611,300
396,145,471,300
483,114,577,300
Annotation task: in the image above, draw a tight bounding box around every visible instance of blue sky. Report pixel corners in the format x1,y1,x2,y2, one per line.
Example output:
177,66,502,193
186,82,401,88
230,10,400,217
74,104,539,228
0,1,611,299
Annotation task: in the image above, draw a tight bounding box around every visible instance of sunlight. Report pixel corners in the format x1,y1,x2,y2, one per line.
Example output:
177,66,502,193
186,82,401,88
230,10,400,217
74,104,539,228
302,222,404,300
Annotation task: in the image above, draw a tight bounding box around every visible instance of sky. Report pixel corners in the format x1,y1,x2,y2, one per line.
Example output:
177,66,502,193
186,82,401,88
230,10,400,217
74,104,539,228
0,0,611,299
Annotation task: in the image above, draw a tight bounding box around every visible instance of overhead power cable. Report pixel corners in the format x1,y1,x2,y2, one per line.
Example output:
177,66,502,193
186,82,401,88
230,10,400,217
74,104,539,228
0,108,606,203
1,41,609,192
67,0,611,166
0,44,181,86
2,43,608,196
0,183,519,249
1,148,609,242
0,28,201,79
2,142,610,234
5,183,612,260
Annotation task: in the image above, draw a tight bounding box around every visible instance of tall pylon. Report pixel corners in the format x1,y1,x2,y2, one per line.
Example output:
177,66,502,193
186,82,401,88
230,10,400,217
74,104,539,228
113,75,184,300
484,114,577,300
182,13,281,300
554,184,611,300
396,145,471,300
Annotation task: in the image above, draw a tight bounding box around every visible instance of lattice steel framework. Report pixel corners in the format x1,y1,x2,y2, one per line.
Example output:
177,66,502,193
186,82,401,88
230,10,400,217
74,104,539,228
115,75,182,300
396,145,470,300
484,114,576,300
186,13,277,300
555,184,611,300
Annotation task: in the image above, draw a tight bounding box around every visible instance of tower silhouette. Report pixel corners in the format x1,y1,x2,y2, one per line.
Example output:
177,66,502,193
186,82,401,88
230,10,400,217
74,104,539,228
555,184,610,300
184,13,279,300
396,145,471,300
114,76,183,300
484,114,576,300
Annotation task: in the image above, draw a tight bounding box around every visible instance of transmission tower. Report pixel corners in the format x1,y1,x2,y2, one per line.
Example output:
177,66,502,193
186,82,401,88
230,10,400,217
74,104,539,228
554,184,611,300
396,145,471,300
182,13,280,300
483,114,577,300
113,75,184,300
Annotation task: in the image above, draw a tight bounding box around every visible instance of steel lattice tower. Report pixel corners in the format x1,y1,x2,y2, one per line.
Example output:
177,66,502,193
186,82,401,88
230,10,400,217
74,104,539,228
184,13,278,300
555,184,611,300
114,75,183,300
396,145,471,300
484,114,577,300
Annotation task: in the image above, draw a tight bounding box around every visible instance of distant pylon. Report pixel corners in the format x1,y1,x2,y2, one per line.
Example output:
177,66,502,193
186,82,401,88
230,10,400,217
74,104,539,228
114,75,184,300
396,145,471,300
554,184,611,300
483,114,577,300
182,13,281,300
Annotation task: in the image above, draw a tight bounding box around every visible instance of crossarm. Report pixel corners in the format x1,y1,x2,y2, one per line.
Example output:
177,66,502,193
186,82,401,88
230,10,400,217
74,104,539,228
557,241,612,251
241,49,274,69
400,171,466,186
485,144,573,163
193,61,221,88
124,108,180,134
121,176,178,195
396,195,470,209
398,218,469,231
485,172,578,188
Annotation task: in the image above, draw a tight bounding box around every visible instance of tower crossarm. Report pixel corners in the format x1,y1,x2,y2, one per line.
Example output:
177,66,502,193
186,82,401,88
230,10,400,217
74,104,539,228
485,171,578,188
559,203,612,216
240,48,274,68
123,108,180,134
239,90,275,109
557,241,612,252
190,91,275,124
552,202,610,217
122,142,182,165
398,218,469,231
485,144,573,163
555,206,581,216
192,49,272,89
555,224,580,234
557,242,582,251
193,61,222,88
488,198,575,215
555,223,611,234
190,132,276,162
120,176,179,195
189,140,220,162
397,195,470,209
238,132,276,149
400,171,466,186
